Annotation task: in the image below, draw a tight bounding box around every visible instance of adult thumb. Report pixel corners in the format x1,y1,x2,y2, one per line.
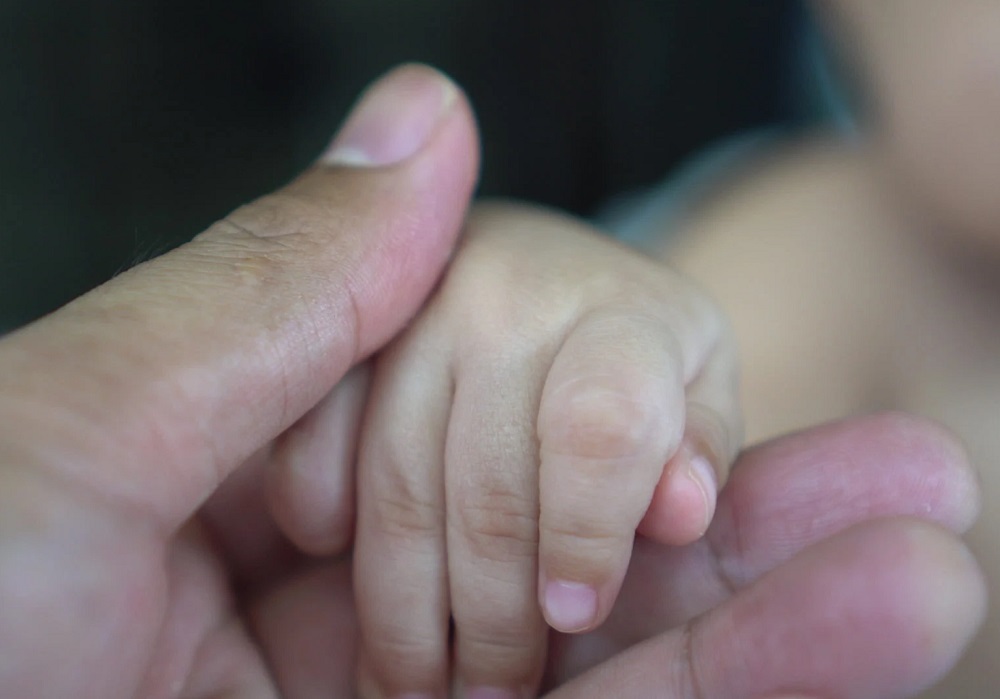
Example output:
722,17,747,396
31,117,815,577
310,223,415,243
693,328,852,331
0,63,480,529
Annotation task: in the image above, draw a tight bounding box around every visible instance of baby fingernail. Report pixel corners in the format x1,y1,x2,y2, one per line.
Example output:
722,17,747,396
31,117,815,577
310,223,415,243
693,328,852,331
687,453,717,534
543,580,597,632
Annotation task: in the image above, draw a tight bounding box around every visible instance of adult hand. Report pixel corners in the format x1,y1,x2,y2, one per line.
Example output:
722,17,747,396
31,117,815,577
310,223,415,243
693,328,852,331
274,413,986,699
0,63,479,698
189,413,985,699
0,61,986,699
545,414,985,698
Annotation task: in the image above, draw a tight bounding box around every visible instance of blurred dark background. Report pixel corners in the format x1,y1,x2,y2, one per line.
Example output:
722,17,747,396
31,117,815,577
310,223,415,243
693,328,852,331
0,0,813,328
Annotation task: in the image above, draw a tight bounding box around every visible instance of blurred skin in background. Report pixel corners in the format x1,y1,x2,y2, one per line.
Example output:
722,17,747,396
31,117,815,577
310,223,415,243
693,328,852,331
651,1,1000,695
0,0,998,697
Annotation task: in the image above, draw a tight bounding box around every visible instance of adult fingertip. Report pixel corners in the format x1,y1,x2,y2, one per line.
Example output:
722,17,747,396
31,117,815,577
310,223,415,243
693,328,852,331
904,522,987,670
704,519,986,699
323,64,459,168
866,412,982,532
715,412,983,585
0,68,481,533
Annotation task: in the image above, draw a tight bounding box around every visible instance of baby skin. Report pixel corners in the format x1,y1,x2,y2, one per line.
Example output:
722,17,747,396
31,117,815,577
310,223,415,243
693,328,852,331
349,202,742,698
348,138,996,697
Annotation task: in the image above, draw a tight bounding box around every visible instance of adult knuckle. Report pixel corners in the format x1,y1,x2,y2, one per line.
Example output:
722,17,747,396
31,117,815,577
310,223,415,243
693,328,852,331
200,193,331,263
225,192,316,239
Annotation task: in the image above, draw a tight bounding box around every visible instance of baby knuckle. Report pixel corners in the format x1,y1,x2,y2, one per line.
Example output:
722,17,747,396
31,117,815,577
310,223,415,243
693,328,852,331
459,594,537,633
369,483,442,539
544,382,661,461
661,277,726,341
543,516,626,562
458,494,538,561
366,626,441,674
459,631,540,674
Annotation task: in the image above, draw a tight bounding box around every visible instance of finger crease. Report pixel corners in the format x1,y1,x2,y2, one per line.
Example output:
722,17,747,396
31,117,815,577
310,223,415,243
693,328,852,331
680,619,707,699
704,532,739,597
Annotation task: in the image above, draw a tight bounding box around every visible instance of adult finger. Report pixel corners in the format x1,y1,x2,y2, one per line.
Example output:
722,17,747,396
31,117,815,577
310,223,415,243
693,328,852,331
710,413,980,584
546,518,986,698
546,413,981,683
0,63,479,531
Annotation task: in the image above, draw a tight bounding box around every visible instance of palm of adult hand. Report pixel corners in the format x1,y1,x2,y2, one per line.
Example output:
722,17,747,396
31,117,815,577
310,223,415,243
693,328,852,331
0,423,362,698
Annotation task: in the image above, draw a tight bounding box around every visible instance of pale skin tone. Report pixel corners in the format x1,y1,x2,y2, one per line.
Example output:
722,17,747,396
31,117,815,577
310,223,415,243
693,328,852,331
346,4,1000,693
354,5,1000,696
350,197,987,698
351,201,742,697
648,3,1000,695
0,64,987,699
328,20,1000,695
664,140,1000,699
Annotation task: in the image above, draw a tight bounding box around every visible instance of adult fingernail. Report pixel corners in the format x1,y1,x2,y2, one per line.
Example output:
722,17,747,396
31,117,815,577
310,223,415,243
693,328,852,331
543,580,597,632
323,64,457,167
687,453,717,534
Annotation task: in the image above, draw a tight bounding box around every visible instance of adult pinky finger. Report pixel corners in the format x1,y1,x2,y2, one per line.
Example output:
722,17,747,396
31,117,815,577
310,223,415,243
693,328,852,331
544,518,986,699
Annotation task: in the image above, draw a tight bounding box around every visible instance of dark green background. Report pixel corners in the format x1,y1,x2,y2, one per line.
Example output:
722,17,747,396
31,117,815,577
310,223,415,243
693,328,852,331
0,0,804,328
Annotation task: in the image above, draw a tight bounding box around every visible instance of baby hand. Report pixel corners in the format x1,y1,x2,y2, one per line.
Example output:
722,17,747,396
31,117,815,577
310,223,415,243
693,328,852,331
354,202,742,698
